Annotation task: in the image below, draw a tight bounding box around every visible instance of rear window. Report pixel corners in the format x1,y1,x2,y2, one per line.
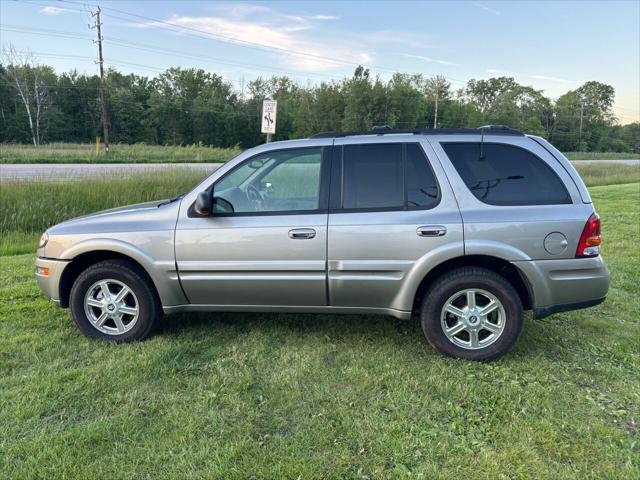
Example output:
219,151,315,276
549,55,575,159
341,143,439,210
441,142,570,205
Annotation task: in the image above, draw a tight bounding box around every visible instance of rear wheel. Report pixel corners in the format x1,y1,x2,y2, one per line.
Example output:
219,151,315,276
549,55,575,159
420,267,523,361
70,259,161,342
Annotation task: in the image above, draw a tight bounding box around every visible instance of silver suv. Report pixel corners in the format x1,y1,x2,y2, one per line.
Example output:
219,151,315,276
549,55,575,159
35,126,610,361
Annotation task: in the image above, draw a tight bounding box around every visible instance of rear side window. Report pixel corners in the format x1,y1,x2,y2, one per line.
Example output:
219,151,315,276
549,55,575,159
442,142,570,205
341,143,439,210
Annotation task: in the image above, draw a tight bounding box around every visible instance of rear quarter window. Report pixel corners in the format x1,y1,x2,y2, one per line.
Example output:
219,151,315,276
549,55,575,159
441,142,571,205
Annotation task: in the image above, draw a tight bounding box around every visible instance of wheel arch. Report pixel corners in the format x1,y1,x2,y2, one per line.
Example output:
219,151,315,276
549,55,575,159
411,255,534,314
58,250,162,308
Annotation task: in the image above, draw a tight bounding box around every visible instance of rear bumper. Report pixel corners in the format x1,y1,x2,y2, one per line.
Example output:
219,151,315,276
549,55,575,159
513,256,610,319
35,256,69,305
533,297,606,320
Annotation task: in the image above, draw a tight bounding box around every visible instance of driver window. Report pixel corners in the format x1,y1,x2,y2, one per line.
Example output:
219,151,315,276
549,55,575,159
213,147,323,214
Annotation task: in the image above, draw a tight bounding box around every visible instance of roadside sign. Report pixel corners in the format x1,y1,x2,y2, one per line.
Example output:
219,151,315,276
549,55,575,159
261,99,277,135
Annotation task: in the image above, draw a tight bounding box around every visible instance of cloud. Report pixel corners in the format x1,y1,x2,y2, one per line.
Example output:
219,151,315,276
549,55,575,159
39,6,68,15
471,2,501,16
530,74,571,83
310,15,339,21
133,4,372,71
403,53,460,67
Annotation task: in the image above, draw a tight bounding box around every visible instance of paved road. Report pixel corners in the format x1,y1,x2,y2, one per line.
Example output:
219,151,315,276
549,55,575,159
0,160,638,181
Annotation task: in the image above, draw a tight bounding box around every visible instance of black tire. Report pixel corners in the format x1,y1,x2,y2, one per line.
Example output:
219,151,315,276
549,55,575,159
420,267,523,361
69,259,162,342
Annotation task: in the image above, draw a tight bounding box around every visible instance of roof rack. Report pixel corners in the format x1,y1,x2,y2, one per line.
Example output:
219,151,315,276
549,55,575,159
310,124,524,139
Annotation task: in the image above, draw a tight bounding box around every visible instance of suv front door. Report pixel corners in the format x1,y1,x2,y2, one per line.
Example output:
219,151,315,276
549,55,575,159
175,146,331,306
327,139,464,313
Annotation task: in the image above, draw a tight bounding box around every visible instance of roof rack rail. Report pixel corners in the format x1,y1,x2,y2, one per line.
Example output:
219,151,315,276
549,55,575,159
310,125,524,139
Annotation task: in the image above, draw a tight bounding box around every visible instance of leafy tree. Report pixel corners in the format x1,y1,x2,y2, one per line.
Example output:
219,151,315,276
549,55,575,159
0,60,634,153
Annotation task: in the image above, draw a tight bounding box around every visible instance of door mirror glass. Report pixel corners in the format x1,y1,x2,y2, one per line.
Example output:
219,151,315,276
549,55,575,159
194,190,212,216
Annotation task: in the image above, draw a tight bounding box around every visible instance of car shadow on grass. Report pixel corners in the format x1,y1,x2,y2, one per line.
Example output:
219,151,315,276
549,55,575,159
159,310,423,344
156,310,551,359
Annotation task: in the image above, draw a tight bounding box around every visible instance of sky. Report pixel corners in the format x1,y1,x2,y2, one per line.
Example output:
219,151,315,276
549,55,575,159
1,0,638,123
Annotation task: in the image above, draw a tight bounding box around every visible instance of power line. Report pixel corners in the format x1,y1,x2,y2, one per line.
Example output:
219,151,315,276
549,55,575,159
1,24,346,81
57,0,468,84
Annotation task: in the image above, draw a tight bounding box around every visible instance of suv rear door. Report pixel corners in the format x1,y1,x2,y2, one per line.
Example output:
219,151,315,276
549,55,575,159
327,137,463,313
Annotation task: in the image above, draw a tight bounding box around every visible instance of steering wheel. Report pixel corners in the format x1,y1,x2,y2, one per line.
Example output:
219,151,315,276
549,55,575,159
246,184,264,211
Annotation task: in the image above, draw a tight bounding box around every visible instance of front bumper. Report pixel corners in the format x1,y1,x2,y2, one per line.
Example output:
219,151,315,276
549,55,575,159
513,256,610,319
35,257,70,306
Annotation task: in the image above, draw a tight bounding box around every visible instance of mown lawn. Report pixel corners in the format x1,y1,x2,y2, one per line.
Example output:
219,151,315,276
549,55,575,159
0,183,638,478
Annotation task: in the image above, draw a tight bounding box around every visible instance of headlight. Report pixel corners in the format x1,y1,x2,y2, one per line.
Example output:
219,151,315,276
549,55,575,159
38,231,49,248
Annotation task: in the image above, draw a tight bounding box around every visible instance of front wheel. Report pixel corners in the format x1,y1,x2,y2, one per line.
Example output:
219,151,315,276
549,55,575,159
420,267,523,361
69,259,162,342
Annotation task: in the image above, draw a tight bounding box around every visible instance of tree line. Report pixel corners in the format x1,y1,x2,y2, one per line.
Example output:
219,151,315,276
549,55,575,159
1,54,638,153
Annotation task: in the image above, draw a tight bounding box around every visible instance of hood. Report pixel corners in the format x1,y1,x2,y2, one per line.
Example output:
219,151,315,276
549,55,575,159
47,198,181,236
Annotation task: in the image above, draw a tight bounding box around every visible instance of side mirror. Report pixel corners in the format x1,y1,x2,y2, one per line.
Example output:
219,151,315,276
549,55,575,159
194,190,212,216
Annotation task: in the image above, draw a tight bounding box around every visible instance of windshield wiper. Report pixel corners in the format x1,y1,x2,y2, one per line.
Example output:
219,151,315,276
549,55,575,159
158,193,184,207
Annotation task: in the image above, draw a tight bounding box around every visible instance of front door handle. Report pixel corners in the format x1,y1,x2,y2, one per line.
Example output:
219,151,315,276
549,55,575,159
417,225,447,237
288,228,316,239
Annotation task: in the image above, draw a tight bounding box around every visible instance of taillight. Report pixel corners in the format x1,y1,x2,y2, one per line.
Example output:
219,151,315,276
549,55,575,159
576,213,601,257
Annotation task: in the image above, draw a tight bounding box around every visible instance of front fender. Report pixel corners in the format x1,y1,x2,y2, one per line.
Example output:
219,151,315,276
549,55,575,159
59,238,187,306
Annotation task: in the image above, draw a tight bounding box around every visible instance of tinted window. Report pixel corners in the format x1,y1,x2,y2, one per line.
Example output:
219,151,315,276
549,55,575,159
406,143,439,209
341,143,440,210
343,144,404,209
442,142,570,205
214,148,323,213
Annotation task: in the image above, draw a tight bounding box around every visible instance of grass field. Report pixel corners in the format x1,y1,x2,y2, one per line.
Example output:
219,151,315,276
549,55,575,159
1,143,638,164
564,151,640,160
0,143,240,164
0,182,638,478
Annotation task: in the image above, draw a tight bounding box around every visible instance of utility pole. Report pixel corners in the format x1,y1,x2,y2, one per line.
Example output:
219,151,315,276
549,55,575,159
91,6,109,153
578,100,585,151
433,87,439,129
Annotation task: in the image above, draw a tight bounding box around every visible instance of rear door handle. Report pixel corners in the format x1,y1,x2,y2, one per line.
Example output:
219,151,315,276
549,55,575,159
417,225,447,237
288,228,316,239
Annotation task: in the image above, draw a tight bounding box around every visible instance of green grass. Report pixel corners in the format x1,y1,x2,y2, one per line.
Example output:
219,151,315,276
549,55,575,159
574,163,640,187
0,142,241,164
0,170,207,255
0,182,638,478
564,151,640,160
